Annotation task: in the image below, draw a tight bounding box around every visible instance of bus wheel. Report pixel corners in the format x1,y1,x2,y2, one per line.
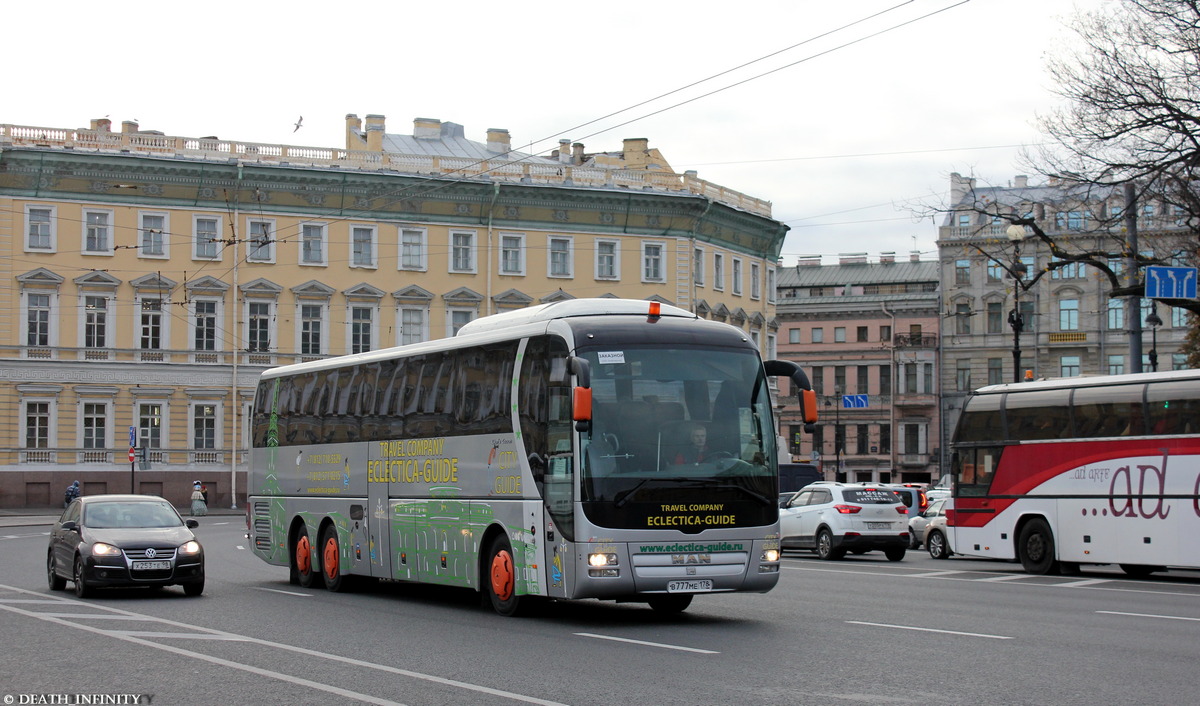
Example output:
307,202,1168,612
486,537,521,616
294,526,316,588
320,524,348,592
927,530,950,560
1119,564,1163,577
648,594,693,614
1018,518,1060,575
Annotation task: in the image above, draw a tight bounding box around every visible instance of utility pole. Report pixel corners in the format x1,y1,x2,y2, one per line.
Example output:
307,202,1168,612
1125,182,1144,372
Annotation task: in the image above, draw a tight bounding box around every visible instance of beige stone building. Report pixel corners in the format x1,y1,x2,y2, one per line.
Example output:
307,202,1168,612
0,115,786,508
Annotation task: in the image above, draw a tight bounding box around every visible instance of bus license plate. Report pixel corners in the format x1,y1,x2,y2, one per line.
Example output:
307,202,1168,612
132,561,171,571
866,522,891,530
667,580,712,593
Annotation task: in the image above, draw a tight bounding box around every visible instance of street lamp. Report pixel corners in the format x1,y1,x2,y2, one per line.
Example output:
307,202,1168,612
1006,224,1029,382
1145,304,1163,372
834,386,843,482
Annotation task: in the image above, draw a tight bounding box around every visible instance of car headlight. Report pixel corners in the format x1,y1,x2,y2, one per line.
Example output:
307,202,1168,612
179,540,202,555
91,542,122,557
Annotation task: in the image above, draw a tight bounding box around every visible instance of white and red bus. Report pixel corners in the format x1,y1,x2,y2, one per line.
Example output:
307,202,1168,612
947,369,1200,576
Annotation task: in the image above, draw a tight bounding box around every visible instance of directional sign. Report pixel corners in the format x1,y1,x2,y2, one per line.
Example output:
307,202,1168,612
1144,266,1198,299
129,425,137,447
842,394,869,409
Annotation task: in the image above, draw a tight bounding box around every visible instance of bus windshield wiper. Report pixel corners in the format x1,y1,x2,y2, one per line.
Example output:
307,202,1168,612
613,477,699,508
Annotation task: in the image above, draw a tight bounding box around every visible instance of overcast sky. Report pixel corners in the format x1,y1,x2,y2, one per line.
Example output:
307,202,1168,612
7,0,1096,265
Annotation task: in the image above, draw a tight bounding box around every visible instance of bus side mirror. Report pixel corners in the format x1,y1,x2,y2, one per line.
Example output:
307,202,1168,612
764,359,819,433
568,356,592,432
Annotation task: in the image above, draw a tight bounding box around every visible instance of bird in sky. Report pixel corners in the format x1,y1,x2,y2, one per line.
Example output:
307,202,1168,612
293,116,303,132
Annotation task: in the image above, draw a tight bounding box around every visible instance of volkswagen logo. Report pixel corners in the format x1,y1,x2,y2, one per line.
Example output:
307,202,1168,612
145,547,156,559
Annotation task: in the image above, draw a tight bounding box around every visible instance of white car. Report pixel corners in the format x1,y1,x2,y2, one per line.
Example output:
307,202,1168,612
906,497,948,549
779,482,910,561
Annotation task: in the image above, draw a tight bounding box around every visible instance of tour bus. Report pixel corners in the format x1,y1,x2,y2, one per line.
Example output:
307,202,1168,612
947,369,1200,576
247,299,817,614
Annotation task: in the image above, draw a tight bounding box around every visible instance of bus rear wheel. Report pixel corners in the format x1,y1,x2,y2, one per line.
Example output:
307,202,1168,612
485,537,522,616
1018,518,1060,575
320,524,349,592
647,594,693,614
293,525,316,588
1119,564,1163,577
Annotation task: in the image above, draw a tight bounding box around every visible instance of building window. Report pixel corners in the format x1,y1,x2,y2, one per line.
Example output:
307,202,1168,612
1067,211,1084,230
300,304,323,356
500,234,524,275
987,261,1003,282
1061,355,1081,377
400,228,427,271
1051,261,1085,279
856,366,868,393
549,237,573,278
400,308,426,346
596,240,619,279
879,365,891,395
955,302,972,335
1060,298,1079,331
1173,353,1188,370
957,213,972,228
834,327,846,343
139,403,163,451
750,263,761,300
351,226,376,268
140,298,163,350
448,309,474,336
247,302,271,353
811,327,824,344
956,360,972,392
1108,354,1125,375
350,306,373,354
834,366,846,391
194,217,220,260
955,259,972,285
83,403,108,451
25,401,50,449
193,300,217,352
247,220,274,262
643,242,664,282
986,301,1003,333
26,293,51,346
84,296,108,348
450,231,476,273
879,424,891,454
1171,306,1188,328
987,358,1004,385
880,325,891,342
713,253,725,291
84,210,112,254
694,248,705,286
732,258,743,294
1107,299,1124,329
140,213,167,257
26,206,55,251
193,404,217,450
856,424,870,455
856,326,869,343
812,368,824,396
301,223,326,265
787,328,801,344
767,267,776,304
924,363,934,394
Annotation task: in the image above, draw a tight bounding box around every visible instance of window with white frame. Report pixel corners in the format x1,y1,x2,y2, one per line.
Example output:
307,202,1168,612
139,297,164,350
750,262,761,300
24,400,51,450
349,306,375,354
193,300,218,352
351,225,376,268
138,403,164,451
1059,298,1079,330
26,206,55,252
595,239,619,279
300,304,324,356
139,213,168,258
301,223,326,265
549,236,573,278
450,230,477,273
713,253,725,291
83,296,108,349
500,233,524,275
246,301,273,353
1172,306,1188,328
400,307,427,345
82,402,109,451
27,293,52,346
83,210,113,254
447,308,475,337
194,216,220,260
811,327,824,343
193,403,218,450
732,258,743,295
767,267,776,304
788,328,801,344
693,247,705,286
247,220,274,262
399,227,427,271
642,242,664,282
1107,299,1124,329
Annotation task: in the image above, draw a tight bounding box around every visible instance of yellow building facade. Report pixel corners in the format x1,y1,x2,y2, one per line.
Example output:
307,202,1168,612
0,115,787,508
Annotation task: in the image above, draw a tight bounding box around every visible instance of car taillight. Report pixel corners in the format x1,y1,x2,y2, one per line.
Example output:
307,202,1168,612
834,504,862,514
895,505,909,515
918,491,928,512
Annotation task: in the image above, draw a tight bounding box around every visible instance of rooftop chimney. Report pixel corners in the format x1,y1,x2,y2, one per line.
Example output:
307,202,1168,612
838,252,868,265
559,139,571,163
90,118,112,132
486,128,511,154
910,250,922,263
413,117,441,139
1014,175,1029,188
880,251,895,264
622,137,650,169
365,114,386,152
796,255,822,268
121,120,139,134
572,142,585,165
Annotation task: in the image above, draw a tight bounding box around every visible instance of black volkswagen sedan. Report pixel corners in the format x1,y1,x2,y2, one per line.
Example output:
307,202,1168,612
48,494,205,597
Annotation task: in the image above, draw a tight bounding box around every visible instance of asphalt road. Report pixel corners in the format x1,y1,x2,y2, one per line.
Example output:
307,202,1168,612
2,517,1199,706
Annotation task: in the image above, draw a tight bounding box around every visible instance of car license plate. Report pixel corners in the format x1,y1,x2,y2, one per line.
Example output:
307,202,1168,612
866,522,891,530
667,580,712,593
132,560,171,571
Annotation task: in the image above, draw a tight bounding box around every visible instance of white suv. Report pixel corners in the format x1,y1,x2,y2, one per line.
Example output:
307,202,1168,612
779,482,910,561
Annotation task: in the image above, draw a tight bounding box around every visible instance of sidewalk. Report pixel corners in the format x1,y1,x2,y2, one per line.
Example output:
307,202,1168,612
0,506,243,528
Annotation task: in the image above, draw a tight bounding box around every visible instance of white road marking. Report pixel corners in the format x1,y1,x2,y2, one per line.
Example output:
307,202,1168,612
253,587,312,597
1055,578,1110,588
977,574,1032,582
1097,610,1200,622
574,632,719,654
904,570,968,578
846,621,1014,639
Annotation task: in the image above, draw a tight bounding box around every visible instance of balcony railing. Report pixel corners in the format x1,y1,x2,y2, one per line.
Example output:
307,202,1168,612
894,334,938,348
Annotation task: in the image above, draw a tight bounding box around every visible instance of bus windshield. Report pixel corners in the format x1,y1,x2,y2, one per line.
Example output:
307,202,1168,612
577,345,777,530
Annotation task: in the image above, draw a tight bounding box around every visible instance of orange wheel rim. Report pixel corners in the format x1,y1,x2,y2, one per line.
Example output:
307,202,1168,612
490,549,514,601
296,535,311,574
323,537,339,580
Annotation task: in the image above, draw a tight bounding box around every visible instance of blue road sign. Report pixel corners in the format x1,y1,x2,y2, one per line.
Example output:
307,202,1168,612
1144,266,1198,299
129,425,136,447
842,394,869,408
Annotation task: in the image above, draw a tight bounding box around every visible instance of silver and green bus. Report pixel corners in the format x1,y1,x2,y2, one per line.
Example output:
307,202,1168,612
247,299,817,615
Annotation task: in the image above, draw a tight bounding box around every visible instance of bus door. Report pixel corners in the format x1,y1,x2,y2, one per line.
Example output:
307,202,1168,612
365,443,396,580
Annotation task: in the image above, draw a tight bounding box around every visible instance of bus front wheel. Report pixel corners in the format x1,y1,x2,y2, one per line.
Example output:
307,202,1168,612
485,537,522,616
647,594,693,614
1017,518,1060,575
293,525,316,588
320,524,349,592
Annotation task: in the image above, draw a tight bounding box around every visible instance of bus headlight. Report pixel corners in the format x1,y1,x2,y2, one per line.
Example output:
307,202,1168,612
761,548,780,563
588,553,618,567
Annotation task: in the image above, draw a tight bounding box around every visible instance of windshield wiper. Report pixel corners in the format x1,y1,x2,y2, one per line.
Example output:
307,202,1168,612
613,477,699,508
